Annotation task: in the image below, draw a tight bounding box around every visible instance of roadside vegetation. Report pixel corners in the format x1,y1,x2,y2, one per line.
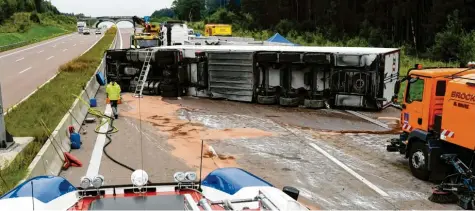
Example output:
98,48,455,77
0,0,77,52
0,26,117,195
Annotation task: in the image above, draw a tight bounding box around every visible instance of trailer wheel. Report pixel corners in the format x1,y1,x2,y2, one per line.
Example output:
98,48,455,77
304,99,325,109
409,141,430,181
257,95,276,105
279,97,300,107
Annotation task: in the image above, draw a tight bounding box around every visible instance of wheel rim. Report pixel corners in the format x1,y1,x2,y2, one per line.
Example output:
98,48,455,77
412,151,426,169
354,79,365,90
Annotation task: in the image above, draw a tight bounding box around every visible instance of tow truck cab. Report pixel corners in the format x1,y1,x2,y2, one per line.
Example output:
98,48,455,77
387,64,475,181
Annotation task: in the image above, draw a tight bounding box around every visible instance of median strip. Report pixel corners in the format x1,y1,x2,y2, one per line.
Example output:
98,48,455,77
0,27,117,195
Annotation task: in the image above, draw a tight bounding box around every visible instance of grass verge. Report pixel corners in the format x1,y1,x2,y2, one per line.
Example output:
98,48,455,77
0,26,117,196
0,25,72,52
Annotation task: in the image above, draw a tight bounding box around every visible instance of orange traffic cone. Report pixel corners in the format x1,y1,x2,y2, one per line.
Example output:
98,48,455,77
106,97,110,104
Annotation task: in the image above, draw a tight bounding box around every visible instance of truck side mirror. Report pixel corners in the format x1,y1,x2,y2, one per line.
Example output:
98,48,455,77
394,80,401,95
409,77,419,84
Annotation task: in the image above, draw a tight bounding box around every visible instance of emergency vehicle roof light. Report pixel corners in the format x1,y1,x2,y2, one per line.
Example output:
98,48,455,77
131,169,149,187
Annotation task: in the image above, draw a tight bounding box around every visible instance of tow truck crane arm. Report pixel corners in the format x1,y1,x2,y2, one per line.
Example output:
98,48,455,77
132,16,156,33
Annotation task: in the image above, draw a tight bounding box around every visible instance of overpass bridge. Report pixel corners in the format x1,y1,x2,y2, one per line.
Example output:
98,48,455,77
79,16,137,28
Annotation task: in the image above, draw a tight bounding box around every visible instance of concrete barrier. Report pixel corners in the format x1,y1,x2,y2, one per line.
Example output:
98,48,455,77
21,34,117,181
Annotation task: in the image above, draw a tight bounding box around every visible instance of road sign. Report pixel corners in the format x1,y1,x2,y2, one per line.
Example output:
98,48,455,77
144,16,150,23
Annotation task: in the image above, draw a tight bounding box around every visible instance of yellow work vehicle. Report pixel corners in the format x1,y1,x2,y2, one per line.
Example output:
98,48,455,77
130,16,161,48
130,33,160,48
204,24,232,37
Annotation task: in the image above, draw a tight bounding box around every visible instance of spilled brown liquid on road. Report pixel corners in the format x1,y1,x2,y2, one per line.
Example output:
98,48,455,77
120,94,274,178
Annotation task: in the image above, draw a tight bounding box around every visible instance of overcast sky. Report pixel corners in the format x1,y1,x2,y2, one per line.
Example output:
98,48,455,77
50,0,174,17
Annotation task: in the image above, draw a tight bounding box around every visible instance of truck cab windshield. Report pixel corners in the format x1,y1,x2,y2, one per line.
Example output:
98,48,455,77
405,77,424,103
136,39,159,48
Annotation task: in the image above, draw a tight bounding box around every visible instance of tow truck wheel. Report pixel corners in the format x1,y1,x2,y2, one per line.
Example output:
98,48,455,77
409,142,430,181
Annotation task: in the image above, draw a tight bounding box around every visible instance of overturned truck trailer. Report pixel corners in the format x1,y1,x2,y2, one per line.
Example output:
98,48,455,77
105,45,400,110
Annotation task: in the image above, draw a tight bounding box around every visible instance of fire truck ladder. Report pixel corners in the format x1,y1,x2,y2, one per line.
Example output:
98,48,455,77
133,48,153,98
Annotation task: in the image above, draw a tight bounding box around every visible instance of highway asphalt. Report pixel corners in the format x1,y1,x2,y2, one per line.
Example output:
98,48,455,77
0,27,134,110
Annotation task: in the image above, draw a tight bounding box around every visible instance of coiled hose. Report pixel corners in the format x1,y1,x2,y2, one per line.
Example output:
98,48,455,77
74,94,152,184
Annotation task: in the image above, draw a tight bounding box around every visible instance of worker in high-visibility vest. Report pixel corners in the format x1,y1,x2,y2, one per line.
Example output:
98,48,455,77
106,79,121,119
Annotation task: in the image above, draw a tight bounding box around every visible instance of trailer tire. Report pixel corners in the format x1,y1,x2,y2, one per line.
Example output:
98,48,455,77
279,97,300,107
304,99,325,109
409,141,430,181
257,95,276,105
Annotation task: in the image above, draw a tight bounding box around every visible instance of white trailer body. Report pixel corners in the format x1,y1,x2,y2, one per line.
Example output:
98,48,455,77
105,44,400,110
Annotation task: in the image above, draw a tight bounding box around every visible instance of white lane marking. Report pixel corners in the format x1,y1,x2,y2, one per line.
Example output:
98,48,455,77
118,27,123,49
19,67,32,74
80,33,104,56
86,104,112,178
3,32,109,115
37,50,44,54
15,57,24,62
63,49,68,52
73,44,77,47
52,44,57,48
62,41,65,44
308,142,389,197
46,56,54,60
0,34,72,60
345,110,390,129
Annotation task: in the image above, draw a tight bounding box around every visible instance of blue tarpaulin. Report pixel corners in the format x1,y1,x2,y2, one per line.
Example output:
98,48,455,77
266,33,297,46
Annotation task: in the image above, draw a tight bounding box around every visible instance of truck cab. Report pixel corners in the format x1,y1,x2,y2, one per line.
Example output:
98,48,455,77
130,33,160,49
388,64,475,181
205,24,232,37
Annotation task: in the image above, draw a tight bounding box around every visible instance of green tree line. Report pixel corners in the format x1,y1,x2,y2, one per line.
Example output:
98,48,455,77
0,0,60,23
165,0,475,65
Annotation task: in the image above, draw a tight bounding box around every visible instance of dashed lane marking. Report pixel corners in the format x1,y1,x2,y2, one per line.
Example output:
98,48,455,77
15,57,24,62
0,34,72,60
37,50,44,54
46,56,54,60
19,67,32,74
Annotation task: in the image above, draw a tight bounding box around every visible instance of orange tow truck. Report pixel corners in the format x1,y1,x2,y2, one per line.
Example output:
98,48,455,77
387,63,475,182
